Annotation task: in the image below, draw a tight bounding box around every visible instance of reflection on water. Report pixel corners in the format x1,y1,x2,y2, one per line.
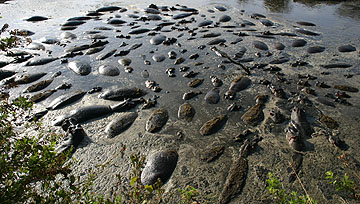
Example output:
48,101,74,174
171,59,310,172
264,0,291,13
337,1,360,20
238,0,360,21
293,0,340,6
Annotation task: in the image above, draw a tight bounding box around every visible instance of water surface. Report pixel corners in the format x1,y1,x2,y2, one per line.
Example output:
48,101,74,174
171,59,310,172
0,1,359,203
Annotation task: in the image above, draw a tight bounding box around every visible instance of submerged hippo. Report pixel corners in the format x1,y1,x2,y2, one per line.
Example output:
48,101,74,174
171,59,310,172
141,149,178,186
55,118,86,156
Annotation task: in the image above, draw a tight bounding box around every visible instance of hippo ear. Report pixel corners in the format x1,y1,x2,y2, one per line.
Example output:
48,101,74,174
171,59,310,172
61,119,72,131
61,117,78,131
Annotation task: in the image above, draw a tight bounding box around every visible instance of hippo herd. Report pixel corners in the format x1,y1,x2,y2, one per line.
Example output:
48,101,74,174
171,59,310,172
0,2,359,203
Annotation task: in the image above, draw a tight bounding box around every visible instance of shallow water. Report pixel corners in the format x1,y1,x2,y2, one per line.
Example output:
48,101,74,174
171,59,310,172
0,0,358,49
236,0,360,43
1,1,359,203
1,0,359,42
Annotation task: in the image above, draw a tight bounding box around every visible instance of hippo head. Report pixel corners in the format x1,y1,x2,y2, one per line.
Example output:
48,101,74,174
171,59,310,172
291,106,306,123
224,90,236,100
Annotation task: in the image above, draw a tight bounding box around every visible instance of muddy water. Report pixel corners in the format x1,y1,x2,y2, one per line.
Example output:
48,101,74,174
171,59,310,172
237,0,360,43
1,0,360,203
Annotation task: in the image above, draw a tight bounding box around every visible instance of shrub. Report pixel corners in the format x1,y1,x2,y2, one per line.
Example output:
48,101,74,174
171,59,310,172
325,170,359,200
266,172,317,204
0,24,19,51
0,95,99,203
0,95,203,204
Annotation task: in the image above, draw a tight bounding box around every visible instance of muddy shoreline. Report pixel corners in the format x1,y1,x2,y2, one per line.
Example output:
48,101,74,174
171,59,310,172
1,1,360,203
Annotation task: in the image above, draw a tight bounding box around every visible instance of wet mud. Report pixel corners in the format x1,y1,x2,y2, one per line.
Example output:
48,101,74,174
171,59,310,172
0,1,359,203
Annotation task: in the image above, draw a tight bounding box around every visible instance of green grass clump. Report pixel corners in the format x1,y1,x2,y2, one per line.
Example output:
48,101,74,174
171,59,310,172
325,171,354,193
0,96,96,203
325,170,360,200
266,172,317,204
0,24,21,51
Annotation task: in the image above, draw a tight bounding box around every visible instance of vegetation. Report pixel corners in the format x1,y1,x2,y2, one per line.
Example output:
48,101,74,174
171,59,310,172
113,153,201,204
266,157,360,204
325,171,354,193
325,170,360,200
1,92,360,204
0,22,31,52
0,18,203,202
0,95,203,204
0,21,358,202
177,186,200,204
0,23,18,51
323,150,360,201
0,12,359,204
0,95,98,203
266,172,317,204
1,95,359,204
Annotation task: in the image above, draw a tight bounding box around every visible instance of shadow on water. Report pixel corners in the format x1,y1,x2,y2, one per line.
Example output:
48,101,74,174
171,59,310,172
238,0,360,21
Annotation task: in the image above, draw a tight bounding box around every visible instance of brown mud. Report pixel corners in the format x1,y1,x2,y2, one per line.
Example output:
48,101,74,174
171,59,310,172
1,1,359,203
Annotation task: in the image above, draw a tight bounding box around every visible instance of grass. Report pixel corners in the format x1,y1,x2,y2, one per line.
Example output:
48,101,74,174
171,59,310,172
325,153,360,200
266,172,317,204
